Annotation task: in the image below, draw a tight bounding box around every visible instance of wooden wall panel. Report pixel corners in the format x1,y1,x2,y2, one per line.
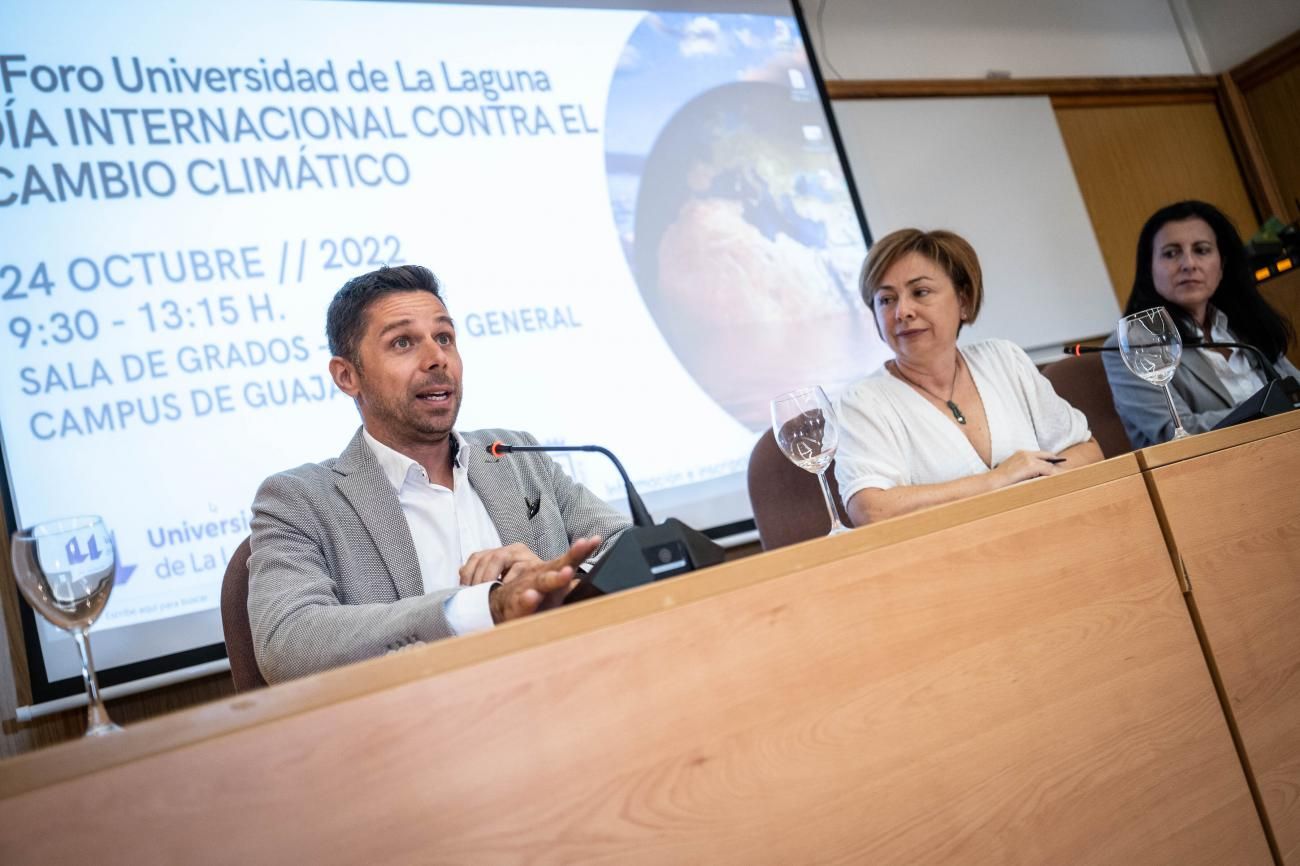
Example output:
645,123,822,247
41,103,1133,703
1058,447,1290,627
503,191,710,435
1237,31,1300,368
1055,103,1256,307
1259,269,1300,369
1244,62,1300,224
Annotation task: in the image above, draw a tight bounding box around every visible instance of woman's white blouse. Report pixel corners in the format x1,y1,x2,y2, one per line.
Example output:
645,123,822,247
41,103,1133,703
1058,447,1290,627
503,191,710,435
833,339,1092,504
1202,307,1268,405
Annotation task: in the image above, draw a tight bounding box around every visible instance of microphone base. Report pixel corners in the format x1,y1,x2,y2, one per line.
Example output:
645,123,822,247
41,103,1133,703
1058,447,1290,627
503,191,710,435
1212,376,1300,431
565,519,725,603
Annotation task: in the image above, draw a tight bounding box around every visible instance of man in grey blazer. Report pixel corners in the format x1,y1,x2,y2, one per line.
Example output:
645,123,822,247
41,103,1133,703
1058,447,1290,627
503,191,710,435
248,265,630,684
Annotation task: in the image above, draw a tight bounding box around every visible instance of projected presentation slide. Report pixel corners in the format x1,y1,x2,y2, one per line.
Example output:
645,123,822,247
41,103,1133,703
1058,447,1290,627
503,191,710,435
1,0,878,701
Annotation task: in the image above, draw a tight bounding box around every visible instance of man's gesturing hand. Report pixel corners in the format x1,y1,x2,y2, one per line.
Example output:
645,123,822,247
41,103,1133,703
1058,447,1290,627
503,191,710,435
487,536,602,624
459,543,540,586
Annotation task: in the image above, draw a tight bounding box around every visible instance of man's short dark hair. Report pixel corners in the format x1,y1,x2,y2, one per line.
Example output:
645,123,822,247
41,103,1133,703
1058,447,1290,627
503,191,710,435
326,265,444,365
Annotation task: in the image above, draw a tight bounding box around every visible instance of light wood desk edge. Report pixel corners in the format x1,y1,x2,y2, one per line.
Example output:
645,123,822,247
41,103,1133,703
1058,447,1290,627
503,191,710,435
1138,410,1300,865
1136,411,1300,471
0,453,1142,800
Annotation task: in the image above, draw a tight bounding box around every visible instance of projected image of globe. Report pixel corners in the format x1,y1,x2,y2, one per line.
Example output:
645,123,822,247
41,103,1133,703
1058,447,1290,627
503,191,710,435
605,15,872,431
631,82,873,431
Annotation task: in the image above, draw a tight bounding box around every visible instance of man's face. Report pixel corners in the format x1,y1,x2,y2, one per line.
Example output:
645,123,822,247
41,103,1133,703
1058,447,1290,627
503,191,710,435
332,291,463,447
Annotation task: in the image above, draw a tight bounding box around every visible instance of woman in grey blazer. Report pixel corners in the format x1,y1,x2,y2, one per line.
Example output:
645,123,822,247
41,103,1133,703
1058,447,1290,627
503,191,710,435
1104,200,1299,448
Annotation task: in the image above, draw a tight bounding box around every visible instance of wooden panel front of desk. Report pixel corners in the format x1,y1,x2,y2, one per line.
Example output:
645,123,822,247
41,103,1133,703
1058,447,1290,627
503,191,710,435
0,461,1270,865
1145,419,1300,864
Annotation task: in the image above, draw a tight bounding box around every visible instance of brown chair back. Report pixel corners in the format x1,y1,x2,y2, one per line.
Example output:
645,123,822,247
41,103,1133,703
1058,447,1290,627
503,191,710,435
221,536,267,692
747,431,851,551
1041,352,1132,459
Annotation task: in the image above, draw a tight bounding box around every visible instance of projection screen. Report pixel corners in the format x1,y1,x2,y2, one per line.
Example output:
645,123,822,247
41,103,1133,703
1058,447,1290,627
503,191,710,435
1,0,879,709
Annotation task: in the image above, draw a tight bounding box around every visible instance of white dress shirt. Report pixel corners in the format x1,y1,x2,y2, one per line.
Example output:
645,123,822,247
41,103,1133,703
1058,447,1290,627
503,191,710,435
834,339,1092,501
364,429,503,635
1199,307,1267,406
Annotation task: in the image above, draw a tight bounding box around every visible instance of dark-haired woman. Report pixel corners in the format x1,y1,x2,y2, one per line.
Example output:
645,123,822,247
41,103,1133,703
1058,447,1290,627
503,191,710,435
1104,200,1298,447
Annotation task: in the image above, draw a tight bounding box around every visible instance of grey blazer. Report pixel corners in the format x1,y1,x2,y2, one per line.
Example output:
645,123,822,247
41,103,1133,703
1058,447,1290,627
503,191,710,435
1102,332,1300,448
248,427,631,683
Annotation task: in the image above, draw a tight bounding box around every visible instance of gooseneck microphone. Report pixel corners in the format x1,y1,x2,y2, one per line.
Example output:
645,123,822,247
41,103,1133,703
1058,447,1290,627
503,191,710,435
1188,340,1282,382
1065,340,1281,382
487,440,653,528
1065,343,1117,356
1063,341,1299,428
485,439,724,599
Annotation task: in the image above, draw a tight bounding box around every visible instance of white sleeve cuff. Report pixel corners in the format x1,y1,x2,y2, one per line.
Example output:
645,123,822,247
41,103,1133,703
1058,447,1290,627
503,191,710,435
444,582,497,635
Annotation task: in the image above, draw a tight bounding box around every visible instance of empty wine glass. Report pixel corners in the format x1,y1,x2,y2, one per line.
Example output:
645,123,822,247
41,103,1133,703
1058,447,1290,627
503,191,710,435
11,516,123,736
1117,307,1190,441
770,386,851,537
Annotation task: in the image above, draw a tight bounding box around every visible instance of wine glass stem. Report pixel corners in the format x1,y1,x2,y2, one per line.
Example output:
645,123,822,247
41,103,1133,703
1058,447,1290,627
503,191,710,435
1162,384,1190,439
72,627,116,734
817,471,849,535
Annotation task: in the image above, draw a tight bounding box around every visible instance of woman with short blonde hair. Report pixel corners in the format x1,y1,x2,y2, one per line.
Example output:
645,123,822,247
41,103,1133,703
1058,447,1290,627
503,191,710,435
859,228,984,325
834,228,1102,526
